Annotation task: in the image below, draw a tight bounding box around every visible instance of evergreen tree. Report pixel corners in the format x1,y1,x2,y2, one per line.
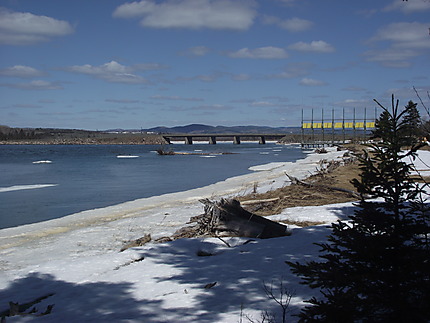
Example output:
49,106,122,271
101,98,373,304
372,109,391,140
288,95,430,322
403,100,422,144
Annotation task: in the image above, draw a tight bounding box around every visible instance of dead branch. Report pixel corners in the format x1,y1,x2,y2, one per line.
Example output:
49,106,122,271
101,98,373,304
240,197,280,205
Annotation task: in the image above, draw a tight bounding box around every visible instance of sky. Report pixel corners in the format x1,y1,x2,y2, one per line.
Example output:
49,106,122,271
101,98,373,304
0,0,429,130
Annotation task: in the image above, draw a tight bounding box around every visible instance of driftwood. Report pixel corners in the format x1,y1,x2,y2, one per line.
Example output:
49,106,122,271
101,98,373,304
120,234,151,252
240,197,280,205
285,173,361,199
0,294,55,320
121,199,290,249
197,198,290,239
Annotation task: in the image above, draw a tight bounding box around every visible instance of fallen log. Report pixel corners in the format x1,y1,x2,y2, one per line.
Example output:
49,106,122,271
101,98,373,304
198,198,290,239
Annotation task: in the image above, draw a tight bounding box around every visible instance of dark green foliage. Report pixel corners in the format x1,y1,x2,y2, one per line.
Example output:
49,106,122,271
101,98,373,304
288,95,430,322
373,99,422,146
0,127,39,140
403,100,422,143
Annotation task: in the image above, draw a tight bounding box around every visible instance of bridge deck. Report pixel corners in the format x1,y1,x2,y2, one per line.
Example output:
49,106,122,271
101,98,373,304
162,134,286,144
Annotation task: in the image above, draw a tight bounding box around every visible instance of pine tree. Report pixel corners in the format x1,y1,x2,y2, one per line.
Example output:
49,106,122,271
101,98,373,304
403,100,422,143
288,95,430,322
372,109,390,140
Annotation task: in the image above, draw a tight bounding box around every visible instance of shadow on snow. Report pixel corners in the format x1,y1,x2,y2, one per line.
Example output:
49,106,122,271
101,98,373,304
1,203,356,322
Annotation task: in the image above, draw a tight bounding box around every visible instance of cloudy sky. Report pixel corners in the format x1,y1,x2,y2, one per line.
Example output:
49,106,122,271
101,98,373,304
0,0,429,130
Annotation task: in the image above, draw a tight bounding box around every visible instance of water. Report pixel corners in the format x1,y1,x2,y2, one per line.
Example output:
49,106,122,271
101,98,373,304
0,143,306,229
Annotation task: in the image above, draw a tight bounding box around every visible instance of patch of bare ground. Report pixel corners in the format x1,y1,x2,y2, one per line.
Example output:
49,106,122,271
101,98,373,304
238,160,360,218
237,144,430,227
120,145,430,250
237,147,364,226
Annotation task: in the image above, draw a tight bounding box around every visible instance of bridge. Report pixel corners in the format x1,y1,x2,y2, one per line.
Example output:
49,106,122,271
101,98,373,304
162,134,286,145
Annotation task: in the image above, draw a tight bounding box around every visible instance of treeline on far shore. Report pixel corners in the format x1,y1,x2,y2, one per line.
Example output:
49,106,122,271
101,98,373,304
0,126,167,145
0,125,366,145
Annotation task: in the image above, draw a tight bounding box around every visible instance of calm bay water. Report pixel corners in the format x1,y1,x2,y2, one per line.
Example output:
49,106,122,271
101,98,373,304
0,143,306,229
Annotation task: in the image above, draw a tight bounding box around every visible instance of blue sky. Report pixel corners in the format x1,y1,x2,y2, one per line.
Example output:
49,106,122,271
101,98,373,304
0,0,429,130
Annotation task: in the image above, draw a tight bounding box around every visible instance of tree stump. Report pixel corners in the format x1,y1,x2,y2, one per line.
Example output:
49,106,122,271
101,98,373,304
199,198,290,238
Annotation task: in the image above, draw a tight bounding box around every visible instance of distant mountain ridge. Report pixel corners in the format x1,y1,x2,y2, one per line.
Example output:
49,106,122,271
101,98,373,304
1,124,302,137
143,124,300,134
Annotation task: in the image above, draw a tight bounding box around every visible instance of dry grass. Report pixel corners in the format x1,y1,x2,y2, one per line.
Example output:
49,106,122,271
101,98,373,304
237,144,430,227
237,160,362,218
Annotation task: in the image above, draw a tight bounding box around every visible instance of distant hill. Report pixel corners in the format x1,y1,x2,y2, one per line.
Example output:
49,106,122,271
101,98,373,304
1,124,303,141
143,124,301,134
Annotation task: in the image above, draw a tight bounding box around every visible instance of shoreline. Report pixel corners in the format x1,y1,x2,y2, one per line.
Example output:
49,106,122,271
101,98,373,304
1,149,429,322
0,148,347,268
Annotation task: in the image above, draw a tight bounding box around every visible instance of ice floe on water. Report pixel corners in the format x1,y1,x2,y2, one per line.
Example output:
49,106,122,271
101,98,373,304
0,184,58,193
116,155,139,158
32,160,52,164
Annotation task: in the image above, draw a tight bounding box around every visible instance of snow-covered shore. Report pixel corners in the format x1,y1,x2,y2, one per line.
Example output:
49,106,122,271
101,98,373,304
2,148,427,322
0,147,346,258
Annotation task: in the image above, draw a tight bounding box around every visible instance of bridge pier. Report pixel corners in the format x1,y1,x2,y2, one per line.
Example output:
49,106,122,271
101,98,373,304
233,136,241,144
185,136,193,144
209,136,217,144
259,136,266,144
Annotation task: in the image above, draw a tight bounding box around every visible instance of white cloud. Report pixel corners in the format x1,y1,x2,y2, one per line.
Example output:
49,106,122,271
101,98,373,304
0,7,74,45
0,65,45,78
67,61,148,84
279,17,313,32
231,73,252,81
289,40,335,53
228,46,288,59
364,48,417,68
113,0,257,30
262,15,313,32
366,22,430,67
299,78,326,86
372,22,430,49
384,0,430,13
112,1,156,18
1,80,62,90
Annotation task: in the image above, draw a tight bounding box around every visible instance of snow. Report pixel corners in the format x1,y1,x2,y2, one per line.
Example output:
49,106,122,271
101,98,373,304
32,161,53,164
1,148,429,322
116,155,140,158
407,150,430,176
